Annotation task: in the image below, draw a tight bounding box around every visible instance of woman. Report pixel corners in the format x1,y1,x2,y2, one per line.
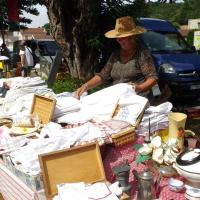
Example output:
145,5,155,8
75,16,158,101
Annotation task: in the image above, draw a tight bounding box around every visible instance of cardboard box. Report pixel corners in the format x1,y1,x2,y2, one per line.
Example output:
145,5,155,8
3,154,44,191
39,142,130,200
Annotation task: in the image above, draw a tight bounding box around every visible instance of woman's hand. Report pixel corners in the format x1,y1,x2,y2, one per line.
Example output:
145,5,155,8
128,82,137,91
75,83,88,99
128,82,147,92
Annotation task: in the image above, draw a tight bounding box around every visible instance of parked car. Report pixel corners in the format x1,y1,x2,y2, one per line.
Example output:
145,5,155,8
137,18,200,99
12,39,65,79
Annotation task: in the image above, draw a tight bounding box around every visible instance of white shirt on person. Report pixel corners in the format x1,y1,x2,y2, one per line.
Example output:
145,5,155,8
19,46,34,67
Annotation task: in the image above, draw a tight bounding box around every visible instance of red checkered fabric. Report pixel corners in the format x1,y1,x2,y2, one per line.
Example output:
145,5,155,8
103,136,186,200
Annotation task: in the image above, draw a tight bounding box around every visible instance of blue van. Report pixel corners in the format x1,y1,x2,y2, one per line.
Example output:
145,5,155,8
137,18,200,99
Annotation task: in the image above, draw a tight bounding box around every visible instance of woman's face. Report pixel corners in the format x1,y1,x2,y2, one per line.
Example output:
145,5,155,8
116,35,136,50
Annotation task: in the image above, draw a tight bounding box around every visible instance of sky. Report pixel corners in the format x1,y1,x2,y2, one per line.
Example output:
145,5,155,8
23,5,49,28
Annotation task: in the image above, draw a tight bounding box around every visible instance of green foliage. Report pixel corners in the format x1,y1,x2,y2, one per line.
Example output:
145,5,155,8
88,35,104,50
42,23,51,35
135,154,151,166
147,2,181,25
51,73,108,94
147,0,200,27
134,143,151,166
0,0,45,30
134,143,142,151
52,74,84,94
187,30,195,46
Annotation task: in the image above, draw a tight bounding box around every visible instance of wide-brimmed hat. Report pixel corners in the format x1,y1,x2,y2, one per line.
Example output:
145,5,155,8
105,16,146,38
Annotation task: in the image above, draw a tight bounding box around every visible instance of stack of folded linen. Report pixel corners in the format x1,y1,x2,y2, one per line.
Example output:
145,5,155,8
136,102,173,136
53,96,81,119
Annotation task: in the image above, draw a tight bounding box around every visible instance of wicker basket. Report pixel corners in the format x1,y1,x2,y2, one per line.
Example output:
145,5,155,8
111,127,135,147
111,103,147,147
30,94,56,124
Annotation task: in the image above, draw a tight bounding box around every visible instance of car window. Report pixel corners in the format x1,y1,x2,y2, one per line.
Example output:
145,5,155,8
140,31,190,52
38,41,60,56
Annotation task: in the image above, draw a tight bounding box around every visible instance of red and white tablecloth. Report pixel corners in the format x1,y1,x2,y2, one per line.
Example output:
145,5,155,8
103,136,186,200
0,136,187,200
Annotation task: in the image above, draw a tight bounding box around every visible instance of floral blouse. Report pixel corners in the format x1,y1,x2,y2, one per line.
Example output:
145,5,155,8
96,42,158,98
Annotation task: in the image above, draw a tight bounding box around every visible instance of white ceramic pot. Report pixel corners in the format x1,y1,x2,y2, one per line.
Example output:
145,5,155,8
174,149,200,184
174,163,200,184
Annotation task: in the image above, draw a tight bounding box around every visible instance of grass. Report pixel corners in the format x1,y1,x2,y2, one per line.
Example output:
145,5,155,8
52,72,111,94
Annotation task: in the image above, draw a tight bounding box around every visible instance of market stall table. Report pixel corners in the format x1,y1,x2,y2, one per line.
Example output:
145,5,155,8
0,136,186,200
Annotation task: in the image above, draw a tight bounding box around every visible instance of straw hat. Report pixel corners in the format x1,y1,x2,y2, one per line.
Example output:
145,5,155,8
105,16,146,38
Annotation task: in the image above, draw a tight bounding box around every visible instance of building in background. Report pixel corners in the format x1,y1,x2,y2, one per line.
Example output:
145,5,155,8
0,28,53,52
188,19,200,30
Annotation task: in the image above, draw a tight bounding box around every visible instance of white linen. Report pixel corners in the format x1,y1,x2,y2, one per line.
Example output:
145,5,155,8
55,182,119,200
80,83,133,121
57,182,88,200
114,94,148,125
53,96,81,119
10,136,72,175
136,102,173,136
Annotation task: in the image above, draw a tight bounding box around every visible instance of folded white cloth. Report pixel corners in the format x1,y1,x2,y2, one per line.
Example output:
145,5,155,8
136,102,173,136
53,96,81,119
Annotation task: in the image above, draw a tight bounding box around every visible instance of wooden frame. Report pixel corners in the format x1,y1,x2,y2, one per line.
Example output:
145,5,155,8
30,94,56,124
39,142,106,199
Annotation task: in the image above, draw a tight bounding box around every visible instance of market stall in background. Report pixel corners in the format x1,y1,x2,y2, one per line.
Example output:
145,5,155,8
0,75,200,200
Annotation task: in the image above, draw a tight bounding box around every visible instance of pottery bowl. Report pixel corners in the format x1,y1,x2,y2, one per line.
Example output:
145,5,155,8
168,178,184,192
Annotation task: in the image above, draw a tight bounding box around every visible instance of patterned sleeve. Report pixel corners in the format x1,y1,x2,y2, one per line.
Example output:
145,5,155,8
95,52,115,82
138,47,158,80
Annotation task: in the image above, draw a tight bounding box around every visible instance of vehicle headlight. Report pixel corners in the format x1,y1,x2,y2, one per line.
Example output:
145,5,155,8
160,63,176,74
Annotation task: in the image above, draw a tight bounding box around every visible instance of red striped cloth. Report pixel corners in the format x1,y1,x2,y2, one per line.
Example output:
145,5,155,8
0,162,39,200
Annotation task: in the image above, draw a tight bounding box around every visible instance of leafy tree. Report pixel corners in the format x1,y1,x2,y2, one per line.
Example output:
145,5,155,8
42,23,51,35
0,0,44,41
44,0,148,79
151,0,177,2
175,0,200,25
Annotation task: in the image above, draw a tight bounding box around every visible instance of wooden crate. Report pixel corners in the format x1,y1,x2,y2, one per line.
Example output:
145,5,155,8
39,142,106,199
30,94,56,124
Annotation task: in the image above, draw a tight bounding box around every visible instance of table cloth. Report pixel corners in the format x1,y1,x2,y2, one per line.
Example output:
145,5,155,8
0,136,186,200
103,136,186,200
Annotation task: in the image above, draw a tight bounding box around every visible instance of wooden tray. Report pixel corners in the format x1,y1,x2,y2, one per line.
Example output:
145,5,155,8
30,94,56,124
39,142,106,199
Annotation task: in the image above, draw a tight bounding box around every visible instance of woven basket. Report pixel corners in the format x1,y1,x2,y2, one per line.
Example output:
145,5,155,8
111,127,135,147
111,103,147,147
30,94,56,124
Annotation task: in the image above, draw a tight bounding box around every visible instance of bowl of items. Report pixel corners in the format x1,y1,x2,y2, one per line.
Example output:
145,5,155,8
168,178,184,192
174,148,200,184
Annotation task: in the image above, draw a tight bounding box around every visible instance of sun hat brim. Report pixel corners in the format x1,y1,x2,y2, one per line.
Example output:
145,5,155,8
104,26,146,38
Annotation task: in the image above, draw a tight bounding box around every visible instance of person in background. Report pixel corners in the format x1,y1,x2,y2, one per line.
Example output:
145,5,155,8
0,43,10,58
75,16,158,103
19,40,34,77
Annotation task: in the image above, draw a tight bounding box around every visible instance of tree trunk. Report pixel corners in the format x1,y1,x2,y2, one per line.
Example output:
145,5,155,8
46,0,101,80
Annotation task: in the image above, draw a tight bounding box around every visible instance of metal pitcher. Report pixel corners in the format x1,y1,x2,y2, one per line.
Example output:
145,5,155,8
133,170,162,200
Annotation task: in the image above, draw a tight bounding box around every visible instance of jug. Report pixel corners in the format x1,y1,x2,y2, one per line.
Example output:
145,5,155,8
112,160,132,195
133,170,162,200
168,112,187,149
